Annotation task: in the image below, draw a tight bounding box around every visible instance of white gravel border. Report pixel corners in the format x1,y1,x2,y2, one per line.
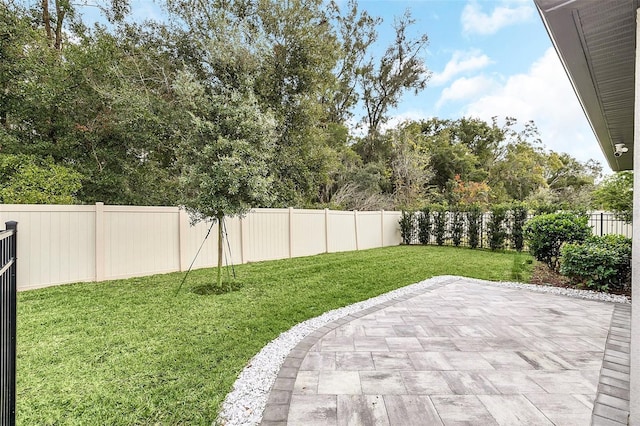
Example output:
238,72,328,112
216,275,629,426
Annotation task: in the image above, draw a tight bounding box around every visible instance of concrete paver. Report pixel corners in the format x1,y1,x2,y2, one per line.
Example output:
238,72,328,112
260,277,629,425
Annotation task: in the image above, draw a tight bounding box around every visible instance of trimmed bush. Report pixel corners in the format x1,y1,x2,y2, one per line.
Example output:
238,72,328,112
466,204,483,249
487,204,509,251
399,211,415,244
511,203,528,252
451,209,464,247
560,235,631,293
433,207,447,246
417,207,431,244
523,212,591,271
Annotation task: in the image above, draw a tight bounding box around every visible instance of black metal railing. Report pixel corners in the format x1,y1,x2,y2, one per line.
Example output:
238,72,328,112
1,221,17,426
588,212,632,238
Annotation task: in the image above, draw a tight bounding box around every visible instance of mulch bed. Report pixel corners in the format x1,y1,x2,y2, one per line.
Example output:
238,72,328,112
529,262,631,298
529,262,572,287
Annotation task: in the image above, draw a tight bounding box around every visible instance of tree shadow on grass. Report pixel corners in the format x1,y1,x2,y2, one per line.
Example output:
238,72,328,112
191,281,244,295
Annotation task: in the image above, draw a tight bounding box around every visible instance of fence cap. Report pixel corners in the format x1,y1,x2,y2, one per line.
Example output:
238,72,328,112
5,221,17,230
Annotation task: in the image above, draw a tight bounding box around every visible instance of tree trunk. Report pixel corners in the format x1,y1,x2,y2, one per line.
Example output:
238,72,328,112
217,214,223,288
54,0,65,50
42,0,52,45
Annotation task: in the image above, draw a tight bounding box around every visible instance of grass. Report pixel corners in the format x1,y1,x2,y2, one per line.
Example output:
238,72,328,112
16,245,533,425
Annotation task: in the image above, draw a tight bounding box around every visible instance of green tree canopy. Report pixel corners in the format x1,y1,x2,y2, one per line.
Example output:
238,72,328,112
593,171,633,223
0,154,82,204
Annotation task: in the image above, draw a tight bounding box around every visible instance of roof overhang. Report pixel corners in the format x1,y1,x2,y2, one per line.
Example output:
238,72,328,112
534,0,638,171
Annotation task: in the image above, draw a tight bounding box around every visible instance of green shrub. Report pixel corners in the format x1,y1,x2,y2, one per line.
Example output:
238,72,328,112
399,211,415,244
466,204,483,249
532,204,557,215
511,203,528,252
487,204,509,251
417,206,431,244
523,212,591,271
560,235,631,293
433,207,447,246
451,209,464,247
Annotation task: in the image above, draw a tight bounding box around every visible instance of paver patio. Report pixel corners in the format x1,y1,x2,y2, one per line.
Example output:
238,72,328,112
260,277,630,425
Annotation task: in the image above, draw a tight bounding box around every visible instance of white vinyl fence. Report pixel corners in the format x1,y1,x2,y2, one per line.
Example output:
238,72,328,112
0,204,402,291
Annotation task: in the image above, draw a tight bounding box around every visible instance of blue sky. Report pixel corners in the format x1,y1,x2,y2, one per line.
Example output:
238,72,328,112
355,0,607,169
78,0,607,169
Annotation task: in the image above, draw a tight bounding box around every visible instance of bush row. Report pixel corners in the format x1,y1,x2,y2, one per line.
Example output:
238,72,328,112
400,204,528,251
403,208,632,294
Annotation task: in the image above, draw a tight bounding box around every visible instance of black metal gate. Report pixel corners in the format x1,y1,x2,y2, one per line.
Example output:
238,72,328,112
1,221,17,426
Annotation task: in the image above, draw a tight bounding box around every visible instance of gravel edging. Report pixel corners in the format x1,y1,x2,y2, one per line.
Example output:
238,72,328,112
215,275,630,426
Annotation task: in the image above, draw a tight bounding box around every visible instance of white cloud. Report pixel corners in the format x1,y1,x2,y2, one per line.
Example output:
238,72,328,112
436,75,498,108
461,0,534,36
380,110,436,134
431,50,492,86
463,48,607,166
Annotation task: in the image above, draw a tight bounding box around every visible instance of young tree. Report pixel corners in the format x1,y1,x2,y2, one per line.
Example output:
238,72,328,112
174,71,277,287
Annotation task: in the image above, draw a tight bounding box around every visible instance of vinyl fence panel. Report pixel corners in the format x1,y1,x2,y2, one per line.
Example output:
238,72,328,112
291,209,327,258
0,205,96,290
0,204,407,290
103,205,180,280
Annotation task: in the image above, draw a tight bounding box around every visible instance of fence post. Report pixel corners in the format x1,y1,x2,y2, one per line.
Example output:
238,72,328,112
324,208,329,254
288,207,294,259
354,210,359,251
95,202,105,282
600,212,604,236
239,215,246,264
178,209,188,272
380,210,385,247
480,213,484,249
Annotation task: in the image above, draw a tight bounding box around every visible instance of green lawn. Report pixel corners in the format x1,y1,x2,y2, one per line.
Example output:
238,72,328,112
17,245,532,425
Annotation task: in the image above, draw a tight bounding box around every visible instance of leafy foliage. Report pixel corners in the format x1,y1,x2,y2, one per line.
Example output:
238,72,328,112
417,206,431,244
0,154,82,204
0,1,604,211
466,204,483,249
388,124,432,208
174,72,276,286
399,210,415,244
175,81,276,223
433,206,447,246
560,235,631,292
592,171,633,223
487,204,509,251
452,174,490,207
510,202,528,251
451,209,464,247
523,212,591,271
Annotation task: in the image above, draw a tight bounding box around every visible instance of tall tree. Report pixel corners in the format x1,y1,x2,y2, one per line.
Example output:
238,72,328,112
253,0,341,205
326,0,379,124
489,140,547,201
417,119,480,194
358,10,430,162
387,124,431,208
